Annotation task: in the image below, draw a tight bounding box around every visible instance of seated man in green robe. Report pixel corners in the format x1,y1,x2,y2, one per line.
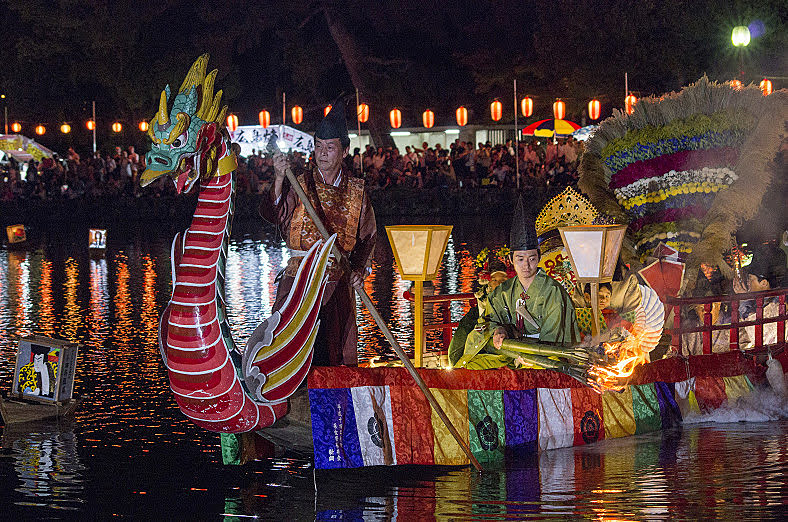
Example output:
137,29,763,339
456,198,580,369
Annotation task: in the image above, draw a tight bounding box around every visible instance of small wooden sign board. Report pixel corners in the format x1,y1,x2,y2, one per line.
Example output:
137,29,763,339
11,336,79,403
88,229,107,250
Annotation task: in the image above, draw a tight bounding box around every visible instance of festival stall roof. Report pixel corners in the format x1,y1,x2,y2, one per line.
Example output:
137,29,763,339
0,134,56,161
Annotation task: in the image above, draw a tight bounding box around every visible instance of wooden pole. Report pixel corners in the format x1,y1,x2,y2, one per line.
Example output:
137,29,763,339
275,151,481,471
514,78,519,189
414,280,424,367
590,282,600,338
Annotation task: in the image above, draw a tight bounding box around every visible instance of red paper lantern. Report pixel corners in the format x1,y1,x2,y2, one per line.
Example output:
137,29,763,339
760,78,773,96
226,114,238,132
456,106,468,126
521,96,534,118
258,110,270,128
422,109,435,129
588,99,601,120
389,108,402,129
625,94,637,115
86,120,96,131
138,121,149,132
35,125,46,136
730,79,742,90
60,123,71,134
357,103,369,123
490,100,502,121
553,99,566,120
11,122,21,133
324,105,332,116
111,122,122,133
291,105,303,125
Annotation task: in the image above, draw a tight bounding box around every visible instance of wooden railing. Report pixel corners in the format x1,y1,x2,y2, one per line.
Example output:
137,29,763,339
403,291,477,353
665,287,788,355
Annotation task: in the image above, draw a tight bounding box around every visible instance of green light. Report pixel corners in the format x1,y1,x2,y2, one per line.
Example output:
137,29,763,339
731,26,750,47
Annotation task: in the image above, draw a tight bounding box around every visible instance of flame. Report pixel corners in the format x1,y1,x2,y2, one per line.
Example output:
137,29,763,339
588,329,650,392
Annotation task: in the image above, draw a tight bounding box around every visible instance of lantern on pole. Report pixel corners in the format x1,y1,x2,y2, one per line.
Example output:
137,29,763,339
86,120,96,131
324,105,332,116
11,122,21,133
553,99,566,120
386,225,453,367
291,105,303,125
588,99,601,120
625,94,637,115
760,78,773,96
111,122,122,133
558,224,627,337
226,114,238,132
521,96,534,118
731,26,750,47
490,100,502,121
35,125,46,136
357,103,369,123
389,108,402,129
258,110,270,128
60,123,71,134
422,109,435,129
456,106,468,126
138,121,149,132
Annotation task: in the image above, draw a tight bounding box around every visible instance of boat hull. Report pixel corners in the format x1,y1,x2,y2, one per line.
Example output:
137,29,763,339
0,393,83,424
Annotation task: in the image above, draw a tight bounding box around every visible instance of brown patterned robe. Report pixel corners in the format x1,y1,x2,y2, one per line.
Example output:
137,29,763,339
260,167,376,366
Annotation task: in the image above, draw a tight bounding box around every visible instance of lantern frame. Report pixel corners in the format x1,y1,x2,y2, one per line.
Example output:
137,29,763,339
490,100,502,121
291,105,303,125
226,114,238,132
357,103,369,123
324,105,332,116
60,123,71,134
760,78,772,96
35,125,46,136
389,108,402,129
521,96,534,118
138,121,149,132
456,106,468,127
731,26,750,47
11,122,21,133
86,120,96,131
588,99,601,120
422,109,435,129
553,99,566,120
258,110,271,128
625,94,637,115
111,122,123,133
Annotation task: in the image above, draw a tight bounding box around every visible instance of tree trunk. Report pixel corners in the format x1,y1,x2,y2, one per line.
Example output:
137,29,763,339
322,4,395,149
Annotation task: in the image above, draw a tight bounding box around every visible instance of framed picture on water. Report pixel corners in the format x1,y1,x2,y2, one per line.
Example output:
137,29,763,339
11,336,79,403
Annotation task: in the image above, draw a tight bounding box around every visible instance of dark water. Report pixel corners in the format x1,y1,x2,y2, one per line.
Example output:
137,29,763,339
0,221,786,519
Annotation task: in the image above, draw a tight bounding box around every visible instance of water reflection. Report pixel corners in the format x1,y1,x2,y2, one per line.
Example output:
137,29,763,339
0,225,786,518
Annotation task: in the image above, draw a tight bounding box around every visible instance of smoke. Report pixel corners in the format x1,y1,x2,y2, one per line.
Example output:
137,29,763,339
682,386,788,424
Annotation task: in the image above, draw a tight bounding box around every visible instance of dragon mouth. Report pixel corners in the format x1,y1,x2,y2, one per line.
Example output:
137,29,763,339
139,157,196,194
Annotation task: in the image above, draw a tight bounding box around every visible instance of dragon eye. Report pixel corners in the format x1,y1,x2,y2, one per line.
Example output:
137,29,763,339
172,139,182,148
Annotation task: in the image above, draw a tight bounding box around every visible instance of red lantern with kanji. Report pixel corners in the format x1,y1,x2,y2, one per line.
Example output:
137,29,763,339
86,120,96,131
625,94,637,115
291,105,303,125
760,78,773,96
553,99,566,120
11,122,21,133
258,110,270,128
324,105,332,116
456,106,468,126
521,96,534,118
138,121,149,132
422,109,435,129
490,100,502,121
35,125,46,136
357,103,369,123
389,108,402,129
588,99,601,120
226,114,238,132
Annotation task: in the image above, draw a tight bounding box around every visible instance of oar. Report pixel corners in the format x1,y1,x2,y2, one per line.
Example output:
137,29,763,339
269,140,482,471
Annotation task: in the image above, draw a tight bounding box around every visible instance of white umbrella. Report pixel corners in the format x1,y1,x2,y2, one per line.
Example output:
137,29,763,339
572,125,598,141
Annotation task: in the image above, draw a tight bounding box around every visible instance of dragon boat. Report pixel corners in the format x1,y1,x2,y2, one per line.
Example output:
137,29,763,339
139,55,787,468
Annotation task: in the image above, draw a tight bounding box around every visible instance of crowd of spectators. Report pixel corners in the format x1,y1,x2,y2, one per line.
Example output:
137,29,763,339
0,137,585,202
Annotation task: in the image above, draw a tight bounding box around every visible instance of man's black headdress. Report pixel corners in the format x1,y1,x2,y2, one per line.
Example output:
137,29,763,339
314,100,350,149
510,196,539,252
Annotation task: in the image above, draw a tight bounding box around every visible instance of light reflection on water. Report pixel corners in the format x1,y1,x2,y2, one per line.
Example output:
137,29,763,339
0,223,785,518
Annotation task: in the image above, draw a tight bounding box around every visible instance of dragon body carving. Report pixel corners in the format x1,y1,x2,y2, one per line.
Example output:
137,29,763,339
140,55,334,433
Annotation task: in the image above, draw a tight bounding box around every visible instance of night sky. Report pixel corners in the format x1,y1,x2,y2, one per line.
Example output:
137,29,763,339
0,0,784,152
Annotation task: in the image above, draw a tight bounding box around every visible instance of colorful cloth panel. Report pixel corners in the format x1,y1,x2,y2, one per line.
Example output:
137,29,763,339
309,352,759,469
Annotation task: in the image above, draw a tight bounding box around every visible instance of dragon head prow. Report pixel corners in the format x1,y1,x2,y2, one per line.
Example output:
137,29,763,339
140,53,234,194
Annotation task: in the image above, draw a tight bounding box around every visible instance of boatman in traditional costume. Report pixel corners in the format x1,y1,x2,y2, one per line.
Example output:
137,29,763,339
456,198,580,369
260,103,376,366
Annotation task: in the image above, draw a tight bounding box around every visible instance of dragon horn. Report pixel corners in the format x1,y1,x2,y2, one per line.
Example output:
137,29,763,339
157,89,169,126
